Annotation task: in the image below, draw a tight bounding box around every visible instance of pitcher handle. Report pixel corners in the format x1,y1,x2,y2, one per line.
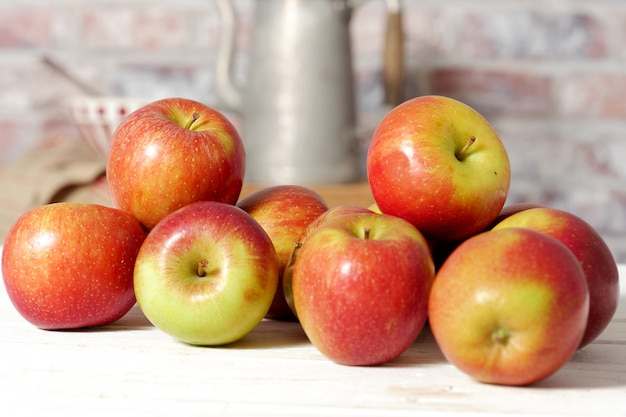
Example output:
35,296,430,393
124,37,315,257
383,0,405,106
215,0,243,111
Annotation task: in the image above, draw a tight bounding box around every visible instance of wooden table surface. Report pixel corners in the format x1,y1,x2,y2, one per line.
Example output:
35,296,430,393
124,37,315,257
1,259,625,416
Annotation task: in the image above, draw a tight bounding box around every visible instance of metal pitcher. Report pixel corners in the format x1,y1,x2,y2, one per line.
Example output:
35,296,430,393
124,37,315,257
215,0,404,185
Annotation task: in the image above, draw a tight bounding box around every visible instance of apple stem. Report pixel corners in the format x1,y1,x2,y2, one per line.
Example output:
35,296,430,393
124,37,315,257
456,136,476,161
197,259,209,278
491,327,510,345
185,112,200,130
363,227,371,240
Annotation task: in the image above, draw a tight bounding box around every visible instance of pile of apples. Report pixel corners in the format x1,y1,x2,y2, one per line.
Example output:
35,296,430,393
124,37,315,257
1,96,619,387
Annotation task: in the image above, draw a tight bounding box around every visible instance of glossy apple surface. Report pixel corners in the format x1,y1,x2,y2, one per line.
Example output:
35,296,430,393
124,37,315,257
429,228,589,386
107,97,246,230
133,201,279,345
237,185,329,319
367,95,511,241
292,212,434,366
492,207,619,348
2,203,146,330
283,204,375,317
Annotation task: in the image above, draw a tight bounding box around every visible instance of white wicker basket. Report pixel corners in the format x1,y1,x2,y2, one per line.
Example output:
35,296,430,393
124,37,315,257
67,97,148,158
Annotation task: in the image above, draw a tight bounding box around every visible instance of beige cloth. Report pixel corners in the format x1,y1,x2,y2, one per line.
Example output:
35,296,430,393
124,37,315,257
0,138,111,243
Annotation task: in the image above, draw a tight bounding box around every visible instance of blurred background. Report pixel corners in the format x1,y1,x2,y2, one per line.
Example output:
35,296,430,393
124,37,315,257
1,0,626,261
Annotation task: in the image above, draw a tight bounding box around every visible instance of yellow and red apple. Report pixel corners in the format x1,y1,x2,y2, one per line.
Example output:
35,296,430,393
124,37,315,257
283,204,375,317
429,228,590,386
2,203,146,330
292,212,434,366
366,95,511,241
492,207,619,348
237,185,329,319
107,97,246,230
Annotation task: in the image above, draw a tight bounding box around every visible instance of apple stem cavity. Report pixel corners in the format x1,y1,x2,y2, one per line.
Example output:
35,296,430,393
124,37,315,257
185,112,201,130
491,327,510,345
197,259,210,278
456,136,476,161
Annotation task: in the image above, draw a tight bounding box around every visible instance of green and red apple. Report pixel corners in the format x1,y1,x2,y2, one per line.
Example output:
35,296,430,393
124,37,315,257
237,185,329,319
2,202,146,330
292,212,434,366
367,95,511,241
107,97,246,230
133,201,279,346
429,228,589,386
492,207,619,348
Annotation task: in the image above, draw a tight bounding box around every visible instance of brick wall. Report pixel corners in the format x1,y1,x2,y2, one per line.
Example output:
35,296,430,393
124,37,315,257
2,0,626,261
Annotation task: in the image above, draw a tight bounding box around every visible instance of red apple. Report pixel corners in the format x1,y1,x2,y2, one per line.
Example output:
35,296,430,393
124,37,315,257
429,228,589,386
107,97,246,230
133,201,279,346
283,204,375,317
366,95,511,241
292,212,434,366
236,185,329,320
492,207,619,348
1,203,146,330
